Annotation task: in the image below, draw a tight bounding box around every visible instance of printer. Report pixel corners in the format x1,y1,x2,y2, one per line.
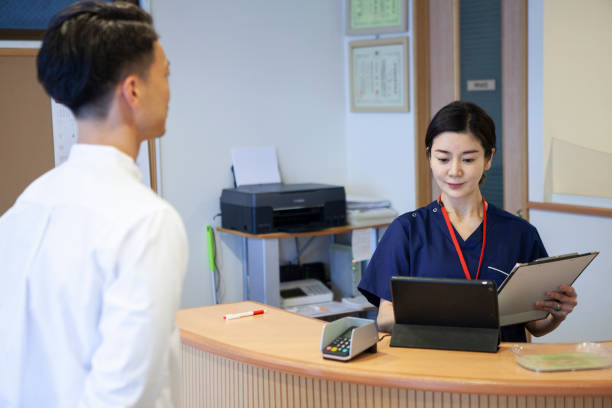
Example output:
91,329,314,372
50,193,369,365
220,183,346,234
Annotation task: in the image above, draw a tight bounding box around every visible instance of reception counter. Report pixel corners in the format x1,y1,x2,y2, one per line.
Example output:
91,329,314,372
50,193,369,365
178,301,612,408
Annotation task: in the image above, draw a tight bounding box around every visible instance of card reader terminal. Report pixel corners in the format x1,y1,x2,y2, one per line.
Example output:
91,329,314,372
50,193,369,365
320,317,378,362
323,326,358,358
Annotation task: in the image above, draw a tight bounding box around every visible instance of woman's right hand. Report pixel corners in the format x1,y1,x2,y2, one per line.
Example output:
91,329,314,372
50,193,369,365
377,299,396,333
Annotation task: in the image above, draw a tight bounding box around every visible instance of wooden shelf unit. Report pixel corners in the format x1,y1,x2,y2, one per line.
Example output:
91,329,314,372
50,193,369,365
216,223,389,316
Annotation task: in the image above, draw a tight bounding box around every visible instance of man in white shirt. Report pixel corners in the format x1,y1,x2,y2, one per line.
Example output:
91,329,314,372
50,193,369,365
0,1,188,407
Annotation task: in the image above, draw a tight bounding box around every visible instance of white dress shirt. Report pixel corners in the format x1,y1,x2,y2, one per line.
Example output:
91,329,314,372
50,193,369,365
0,144,188,407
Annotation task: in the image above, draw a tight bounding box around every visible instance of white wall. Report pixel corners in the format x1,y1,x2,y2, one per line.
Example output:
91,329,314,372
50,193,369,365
529,211,612,342
151,1,347,307
528,0,612,342
343,17,416,214
152,0,417,308
345,102,416,213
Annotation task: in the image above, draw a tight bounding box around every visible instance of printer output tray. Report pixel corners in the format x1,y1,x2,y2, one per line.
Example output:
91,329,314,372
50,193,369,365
390,323,499,353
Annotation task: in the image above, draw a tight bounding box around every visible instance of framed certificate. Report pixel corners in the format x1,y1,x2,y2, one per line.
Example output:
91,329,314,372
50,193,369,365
349,37,410,112
346,0,408,35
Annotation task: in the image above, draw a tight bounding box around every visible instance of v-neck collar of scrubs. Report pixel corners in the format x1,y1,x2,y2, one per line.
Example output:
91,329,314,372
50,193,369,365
430,200,487,248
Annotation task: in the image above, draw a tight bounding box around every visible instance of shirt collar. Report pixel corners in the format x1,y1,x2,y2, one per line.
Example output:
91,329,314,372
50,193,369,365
67,144,142,181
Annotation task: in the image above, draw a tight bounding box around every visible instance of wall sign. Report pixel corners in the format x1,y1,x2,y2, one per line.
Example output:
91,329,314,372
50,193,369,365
467,79,496,91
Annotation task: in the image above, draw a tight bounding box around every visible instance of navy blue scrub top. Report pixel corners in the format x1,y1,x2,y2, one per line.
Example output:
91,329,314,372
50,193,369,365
358,200,548,342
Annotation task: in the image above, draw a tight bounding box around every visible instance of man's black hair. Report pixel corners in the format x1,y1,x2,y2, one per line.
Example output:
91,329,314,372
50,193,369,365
37,0,158,118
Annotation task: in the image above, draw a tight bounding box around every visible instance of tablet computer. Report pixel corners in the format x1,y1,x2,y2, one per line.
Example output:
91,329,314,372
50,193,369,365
390,276,500,352
498,252,599,326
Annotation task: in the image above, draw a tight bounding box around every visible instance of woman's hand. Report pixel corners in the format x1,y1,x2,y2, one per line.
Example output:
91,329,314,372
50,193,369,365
527,285,578,337
377,299,395,333
535,284,578,322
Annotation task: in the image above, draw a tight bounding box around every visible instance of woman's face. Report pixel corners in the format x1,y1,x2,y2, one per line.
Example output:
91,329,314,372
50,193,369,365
429,131,494,201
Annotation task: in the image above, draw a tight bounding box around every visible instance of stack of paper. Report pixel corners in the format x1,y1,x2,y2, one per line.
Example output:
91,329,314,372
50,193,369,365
347,195,391,210
341,294,372,309
347,208,398,226
285,301,361,318
346,195,398,226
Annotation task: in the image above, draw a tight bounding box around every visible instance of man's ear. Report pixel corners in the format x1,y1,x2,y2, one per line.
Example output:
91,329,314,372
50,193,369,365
485,147,496,171
120,74,141,109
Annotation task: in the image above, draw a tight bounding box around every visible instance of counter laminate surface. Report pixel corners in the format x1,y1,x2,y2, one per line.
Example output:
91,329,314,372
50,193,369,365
178,301,612,397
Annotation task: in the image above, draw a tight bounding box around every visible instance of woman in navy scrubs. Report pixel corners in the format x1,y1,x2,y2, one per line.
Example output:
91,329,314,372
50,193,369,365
358,101,577,341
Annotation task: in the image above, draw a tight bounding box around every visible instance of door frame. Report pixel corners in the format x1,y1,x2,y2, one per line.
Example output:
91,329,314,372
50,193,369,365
414,0,528,216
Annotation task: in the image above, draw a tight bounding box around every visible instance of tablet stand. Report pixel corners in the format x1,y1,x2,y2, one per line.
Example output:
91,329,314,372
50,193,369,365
389,277,501,353
390,323,499,353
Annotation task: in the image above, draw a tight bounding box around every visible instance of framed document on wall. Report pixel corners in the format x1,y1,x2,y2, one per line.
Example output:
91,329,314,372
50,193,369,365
349,37,410,113
346,0,408,35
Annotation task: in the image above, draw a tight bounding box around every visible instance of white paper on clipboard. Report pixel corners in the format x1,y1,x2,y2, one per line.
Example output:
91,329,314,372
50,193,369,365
497,252,599,326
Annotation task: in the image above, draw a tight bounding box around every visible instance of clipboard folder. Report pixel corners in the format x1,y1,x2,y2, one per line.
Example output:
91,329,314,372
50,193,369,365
498,252,599,326
390,277,500,353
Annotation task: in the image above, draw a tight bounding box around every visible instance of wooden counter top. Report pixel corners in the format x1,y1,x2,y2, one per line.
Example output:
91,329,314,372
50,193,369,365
177,301,612,397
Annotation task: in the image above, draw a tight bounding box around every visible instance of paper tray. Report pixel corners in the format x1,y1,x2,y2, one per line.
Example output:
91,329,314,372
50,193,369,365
511,342,612,372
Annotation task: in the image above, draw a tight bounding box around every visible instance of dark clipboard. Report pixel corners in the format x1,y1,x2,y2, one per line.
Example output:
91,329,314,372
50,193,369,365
498,252,599,326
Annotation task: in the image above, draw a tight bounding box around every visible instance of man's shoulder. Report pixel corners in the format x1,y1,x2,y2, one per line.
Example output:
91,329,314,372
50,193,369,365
16,161,181,230
102,178,184,232
123,180,173,212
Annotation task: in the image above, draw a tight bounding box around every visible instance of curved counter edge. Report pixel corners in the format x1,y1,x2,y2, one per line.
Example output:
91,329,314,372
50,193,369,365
180,329,612,397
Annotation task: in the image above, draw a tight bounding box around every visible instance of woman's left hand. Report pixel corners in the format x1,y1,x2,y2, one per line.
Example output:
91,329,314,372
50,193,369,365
535,285,578,321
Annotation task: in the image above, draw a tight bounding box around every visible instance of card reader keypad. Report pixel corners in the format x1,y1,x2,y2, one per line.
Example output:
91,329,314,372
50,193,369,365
324,337,350,356
323,327,357,357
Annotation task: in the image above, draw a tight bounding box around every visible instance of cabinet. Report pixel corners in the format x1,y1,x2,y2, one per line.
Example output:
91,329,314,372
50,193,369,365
217,223,388,317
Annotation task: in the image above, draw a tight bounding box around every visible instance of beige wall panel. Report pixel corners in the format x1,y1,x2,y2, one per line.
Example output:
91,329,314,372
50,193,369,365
551,138,612,198
543,0,612,199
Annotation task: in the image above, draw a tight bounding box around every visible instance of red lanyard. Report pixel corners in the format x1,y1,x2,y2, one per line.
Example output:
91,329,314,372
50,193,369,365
438,195,487,280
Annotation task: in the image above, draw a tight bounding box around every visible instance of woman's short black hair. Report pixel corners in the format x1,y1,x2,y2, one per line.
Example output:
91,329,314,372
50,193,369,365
425,101,496,159
37,0,158,118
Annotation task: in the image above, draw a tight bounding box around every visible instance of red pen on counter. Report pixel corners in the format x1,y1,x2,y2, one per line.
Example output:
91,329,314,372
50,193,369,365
223,309,265,320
